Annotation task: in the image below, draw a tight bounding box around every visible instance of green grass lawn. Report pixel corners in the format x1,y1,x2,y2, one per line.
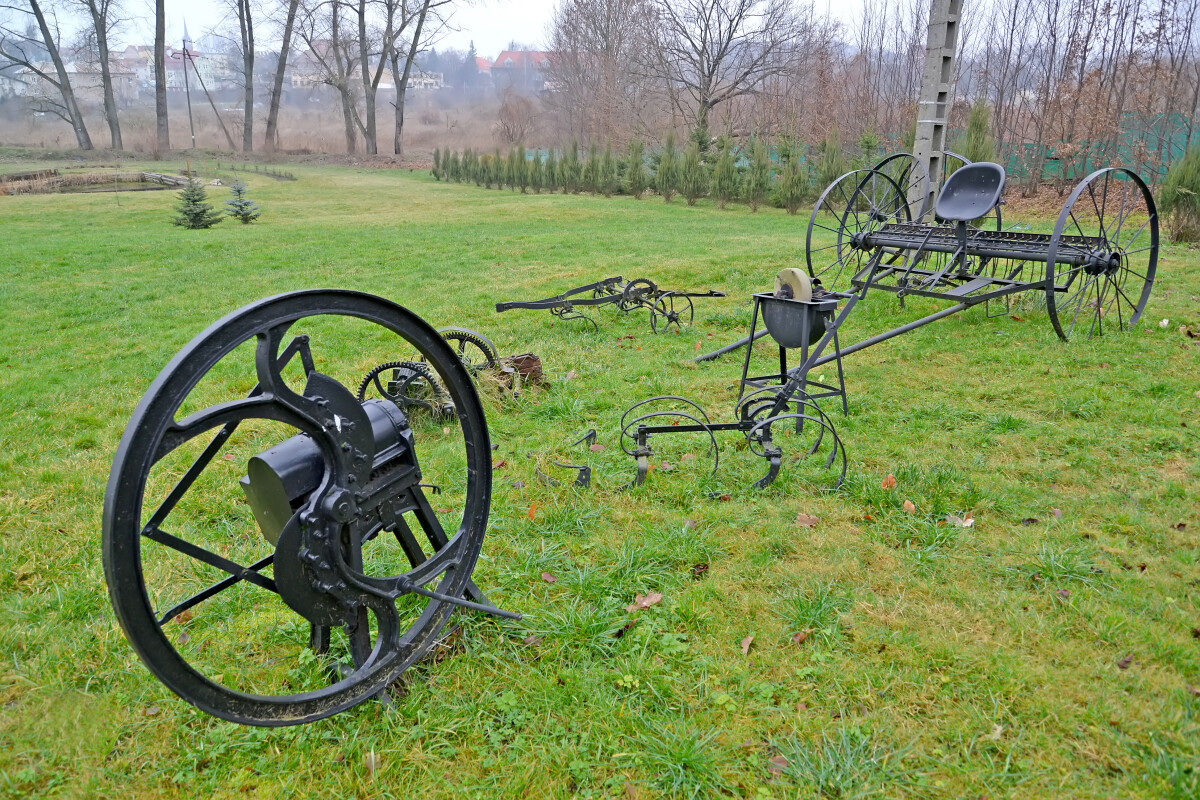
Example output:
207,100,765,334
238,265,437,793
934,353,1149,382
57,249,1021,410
0,157,1198,798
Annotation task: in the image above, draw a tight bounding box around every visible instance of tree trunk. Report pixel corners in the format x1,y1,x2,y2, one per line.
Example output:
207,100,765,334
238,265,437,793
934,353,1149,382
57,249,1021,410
154,0,169,150
357,0,377,154
330,5,356,154
391,0,431,156
238,0,254,152
29,0,92,149
89,1,122,149
264,0,299,154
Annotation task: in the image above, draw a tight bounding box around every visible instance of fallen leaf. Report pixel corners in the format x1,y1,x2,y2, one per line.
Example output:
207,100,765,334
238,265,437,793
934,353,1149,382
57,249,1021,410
1139,562,1148,572
741,635,754,655
681,453,698,462
1100,362,1110,368
177,630,190,645
141,705,160,716
522,635,542,646
796,702,808,712
863,513,875,522
590,443,605,452
694,341,702,350
1188,684,1200,697
1117,654,1134,670
718,493,732,502
1052,508,1063,519
625,782,636,799
881,473,897,490
795,512,820,528
1021,517,1039,526
626,592,664,613
768,754,789,776
660,461,674,471
443,427,451,435
1174,522,1187,531
903,500,916,514
173,610,193,624
513,480,525,488
1010,315,1024,322
527,503,539,520
493,458,507,468
563,370,577,381
435,508,453,513
1056,588,1071,600
691,563,709,579
683,518,699,530
541,572,557,583
1192,628,1200,639
987,724,1004,741
222,453,236,461
363,750,381,776
791,629,813,645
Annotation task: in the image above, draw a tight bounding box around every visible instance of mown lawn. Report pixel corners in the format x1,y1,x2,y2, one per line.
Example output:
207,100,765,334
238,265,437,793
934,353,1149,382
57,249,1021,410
0,155,1197,799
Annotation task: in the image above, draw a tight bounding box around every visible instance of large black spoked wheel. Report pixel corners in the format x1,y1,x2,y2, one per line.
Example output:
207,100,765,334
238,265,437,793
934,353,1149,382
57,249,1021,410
1045,168,1158,340
649,291,694,333
871,152,931,221
103,290,493,726
806,169,911,292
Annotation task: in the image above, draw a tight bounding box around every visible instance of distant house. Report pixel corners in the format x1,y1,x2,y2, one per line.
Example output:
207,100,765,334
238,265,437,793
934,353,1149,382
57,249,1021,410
0,68,23,100
13,61,138,104
407,69,443,91
490,50,552,94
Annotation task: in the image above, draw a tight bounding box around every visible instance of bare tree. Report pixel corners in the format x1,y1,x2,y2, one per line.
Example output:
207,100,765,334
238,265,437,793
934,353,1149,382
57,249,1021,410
0,0,93,149
154,0,167,150
388,0,452,155
264,0,300,153
296,0,362,152
71,0,122,148
234,0,254,151
546,0,655,144
640,0,812,130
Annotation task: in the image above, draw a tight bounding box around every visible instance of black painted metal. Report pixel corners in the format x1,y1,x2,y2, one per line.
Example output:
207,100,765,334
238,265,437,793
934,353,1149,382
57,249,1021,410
496,276,724,333
103,290,514,727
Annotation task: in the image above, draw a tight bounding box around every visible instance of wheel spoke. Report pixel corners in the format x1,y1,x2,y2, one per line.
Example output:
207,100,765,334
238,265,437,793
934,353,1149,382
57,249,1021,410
142,526,279,595
158,554,275,624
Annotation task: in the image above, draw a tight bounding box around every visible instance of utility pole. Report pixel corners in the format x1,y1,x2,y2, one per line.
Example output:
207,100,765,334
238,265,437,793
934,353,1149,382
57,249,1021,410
912,0,963,216
179,23,196,149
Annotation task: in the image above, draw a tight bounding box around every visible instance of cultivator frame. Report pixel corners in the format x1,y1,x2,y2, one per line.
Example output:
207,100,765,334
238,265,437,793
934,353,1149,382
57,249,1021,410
495,275,724,333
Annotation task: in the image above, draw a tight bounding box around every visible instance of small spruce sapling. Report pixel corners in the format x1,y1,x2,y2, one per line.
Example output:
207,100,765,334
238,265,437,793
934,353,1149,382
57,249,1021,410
712,138,739,209
225,180,262,224
746,138,771,212
601,144,617,197
627,139,646,199
680,141,708,206
173,178,224,229
656,132,680,203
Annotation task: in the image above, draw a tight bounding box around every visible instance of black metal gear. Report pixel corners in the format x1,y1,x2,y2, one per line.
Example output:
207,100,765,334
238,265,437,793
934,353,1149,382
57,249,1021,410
357,360,454,417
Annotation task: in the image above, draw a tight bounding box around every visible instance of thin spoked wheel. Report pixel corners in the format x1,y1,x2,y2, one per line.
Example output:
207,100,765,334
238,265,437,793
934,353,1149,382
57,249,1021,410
619,278,657,312
806,169,911,292
649,291,694,333
1045,168,1158,340
102,290,494,726
941,151,970,186
872,152,931,222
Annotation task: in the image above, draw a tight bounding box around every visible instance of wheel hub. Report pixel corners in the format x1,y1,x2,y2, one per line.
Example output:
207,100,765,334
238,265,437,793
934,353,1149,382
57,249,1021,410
1083,249,1122,276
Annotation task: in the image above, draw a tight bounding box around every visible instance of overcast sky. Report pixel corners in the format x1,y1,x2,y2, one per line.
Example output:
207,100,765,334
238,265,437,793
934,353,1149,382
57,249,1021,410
132,0,864,60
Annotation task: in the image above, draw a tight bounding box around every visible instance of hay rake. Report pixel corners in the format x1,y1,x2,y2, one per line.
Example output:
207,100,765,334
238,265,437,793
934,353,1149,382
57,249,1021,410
495,275,724,333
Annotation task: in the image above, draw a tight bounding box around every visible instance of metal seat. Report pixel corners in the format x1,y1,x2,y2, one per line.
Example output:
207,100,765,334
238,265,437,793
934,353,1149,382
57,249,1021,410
935,162,1005,222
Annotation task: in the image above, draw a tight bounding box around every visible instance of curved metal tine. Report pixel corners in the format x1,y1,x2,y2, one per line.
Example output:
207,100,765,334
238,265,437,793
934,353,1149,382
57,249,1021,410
620,395,713,435
571,428,598,447
619,410,720,478
750,412,846,490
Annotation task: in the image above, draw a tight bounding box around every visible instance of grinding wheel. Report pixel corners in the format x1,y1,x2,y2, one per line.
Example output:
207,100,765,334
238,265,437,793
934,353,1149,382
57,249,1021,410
774,268,812,302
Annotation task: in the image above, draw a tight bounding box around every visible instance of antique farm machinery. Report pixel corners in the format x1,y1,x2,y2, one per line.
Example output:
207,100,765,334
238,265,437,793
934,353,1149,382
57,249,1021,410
103,291,517,726
667,159,1158,490
495,275,725,333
